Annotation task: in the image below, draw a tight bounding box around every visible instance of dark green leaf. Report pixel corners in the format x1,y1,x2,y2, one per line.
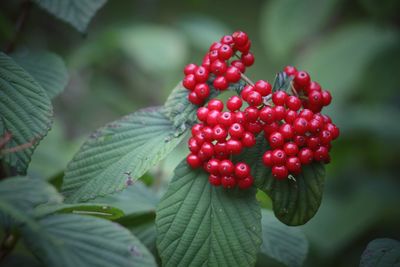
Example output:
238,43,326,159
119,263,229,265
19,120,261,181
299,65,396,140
272,72,293,93
156,160,262,267
0,52,53,174
62,107,185,203
33,0,107,33
360,238,400,267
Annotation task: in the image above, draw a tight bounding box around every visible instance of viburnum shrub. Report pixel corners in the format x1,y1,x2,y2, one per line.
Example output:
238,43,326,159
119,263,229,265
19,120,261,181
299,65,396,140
183,31,339,189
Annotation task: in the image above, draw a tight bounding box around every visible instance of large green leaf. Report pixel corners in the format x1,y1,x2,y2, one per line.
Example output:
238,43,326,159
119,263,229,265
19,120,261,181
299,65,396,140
261,0,339,58
360,238,400,267
239,136,325,226
12,50,69,99
62,107,186,203
22,214,157,267
0,52,53,174
33,0,107,33
156,161,262,267
0,177,62,228
258,210,308,267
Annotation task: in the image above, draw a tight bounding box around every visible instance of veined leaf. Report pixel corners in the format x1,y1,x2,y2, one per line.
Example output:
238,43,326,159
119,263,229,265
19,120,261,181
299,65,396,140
360,238,400,267
156,160,262,267
22,214,157,267
33,0,107,33
62,107,185,203
12,50,69,99
0,52,53,174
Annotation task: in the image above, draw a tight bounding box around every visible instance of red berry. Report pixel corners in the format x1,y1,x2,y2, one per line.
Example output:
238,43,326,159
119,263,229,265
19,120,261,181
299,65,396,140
218,111,234,127
218,44,233,60
272,149,286,165
272,91,287,105
294,135,307,147
299,109,314,121
284,66,297,76
294,71,311,87
194,66,209,83
196,107,209,122
241,52,255,66
183,74,196,90
209,174,221,186
187,154,202,168
307,137,320,150
263,122,279,135
273,105,286,121
325,123,340,140
293,117,309,135
308,90,323,106
209,50,219,62
246,91,263,106
321,90,332,106
188,138,200,153
206,110,220,126
240,85,254,100
221,175,236,188
194,83,210,99
285,110,298,124
286,157,301,174
225,66,241,83
214,142,228,159
205,159,220,175
279,123,294,140
314,146,329,161
202,126,214,141
242,132,256,147
309,119,323,134
231,60,246,73
238,176,253,189
244,107,259,122
269,131,284,148
229,123,245,139
191,123,203,136
322,115,332,124
200,142,214,158
227,95,242,111
246,122,263,134
188,91,203,105
234,111,246,124
232,31,249,46
306,81,322,93
284,142,299,156
254,80,272,96
213,125,228,142
260,106,275,124
184,63,197,75
262,151,274,166
226,139,242,154
285,96,302,111
202,55,211,69
213,76,229,90
210,60,227,76
219,159,235,175
319,130,332,145
221,35,234,45
208,99,224,111
209,42,223,51
298,148,313,164
272,165,288,180
236,40,251,54
235,162,251,179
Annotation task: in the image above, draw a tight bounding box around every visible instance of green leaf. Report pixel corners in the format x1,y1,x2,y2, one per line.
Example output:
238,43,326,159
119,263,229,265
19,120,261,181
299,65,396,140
11,50,69,99
360,238,400,267
239,136,325,226
258,209,308,267
21,214,157,267
261,0,339,58
33,0,107,33
0,177,62,228
62,107,185,203
272,72,293,93
156,160,262,267
129,222,157,257
0,52,53,174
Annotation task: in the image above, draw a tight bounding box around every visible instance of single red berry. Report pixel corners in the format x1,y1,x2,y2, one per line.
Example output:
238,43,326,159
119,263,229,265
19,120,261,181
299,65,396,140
263,122,279,135
231,60,246,73
262,151,274,167
184,63,197,75
196,107,209,122
218,111,234,127
209,174,221,186
241,52,255,66
285,110,298,124
272,165,289,180
187,153,202,168
272,149,287,165
306,81,322,93
309,119,323,134
209,50,219,62
183,74,196,90
294,71,311,88
284,142,299,156
322,115,332,124
298,148,313,164
202,126,214,141
221,35,234,45
202,55,211,69
240,85,254,101
221,175,236,188
299,109,314,121
214,142,228,159
319,130,332,145
272,91,287,105
191,123,203,136
324,123,340,140
219,159,235,175
218,44,233,60
232,31,249,47
229,123,245,139
200,142,214,158
273,105,286,121
209,42,223,51
293,117,309,135
194,66,209,83
286,157,301,174
227,95,242,111
308,90,323,107
213,76,229,90
244,106,259,122
285,96,302,111
205,159,220,175
194,83,210,99
246,91,263,106
206,110,220,126
254,80,272,96
188,91,203,105
238,176,253,189
226,139,242,154
294,135,307,147
242,132,256,147
269,131,284,148
245,122,263,134
307,136,320,150
225,66,241,83
237,40,251,54
314,146,329,161
260,106,275,124
284,66,297,76
188,137,200,153
213,125,228,142
321,90,332,106
210,60,227,76
279,123,294,140
235,162,251,179
234,111,246,124
207,99,224,111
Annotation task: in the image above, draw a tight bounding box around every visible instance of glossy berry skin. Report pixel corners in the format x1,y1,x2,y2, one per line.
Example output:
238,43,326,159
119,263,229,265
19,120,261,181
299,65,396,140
314,146,329,161
227,96,242,111
210,60,227,76
322,90,332,106
279,123,294,140
262,151,273,166
196,107,209,122
272,91,287,105
237,40,251,54
194,83,210,99
293,117,309,135
254,80,272,96
232,31,249,46
206,110,220,126
284,142,299,156
187,154,202,168
246,122,262,134
218,44,233,60
191,123,203,136
244,107,259,122
308,90,323,106
194,66,209,83
246,91,263,106
234,111,246,124
272,165,288,180
209,174,221,186
286,96,302,111
269,132,284,149
286,157,301,174
188,91,203,105
299,109,314,121
231,60,246,73
240,85,254,100
294,71,310,87
242,132,256,147
260,106,275,124
319,130,332,145
238,176,253,189
298,148,313,164
218,112,234,127
206,159,220,175
221,176,236,188
284,66,297,76
183,74,196,90
213,76,229,90
208,99,224,111
273,106,286,121
307,137,320,150
213,125,228,142
285,110,297,124
241,52,255,66
263,122,279,135
226,139,242,154
221,35,234,45
325,123,340,140
294,135,307,147
184,63,197,75
272,149,286,165
235,162,251,179
225,66,241,83
202,126,214,141
229,123,245,139
219,159,235,175
214,142,228,159
188,138,200,153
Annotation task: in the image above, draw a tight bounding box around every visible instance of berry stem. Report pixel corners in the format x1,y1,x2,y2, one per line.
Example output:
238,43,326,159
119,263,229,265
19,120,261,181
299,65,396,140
240,73,255,86
290,82,299,97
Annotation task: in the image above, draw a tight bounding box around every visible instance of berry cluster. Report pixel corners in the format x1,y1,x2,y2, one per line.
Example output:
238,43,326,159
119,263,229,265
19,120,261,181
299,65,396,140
183,31,340,189
182,31,254,105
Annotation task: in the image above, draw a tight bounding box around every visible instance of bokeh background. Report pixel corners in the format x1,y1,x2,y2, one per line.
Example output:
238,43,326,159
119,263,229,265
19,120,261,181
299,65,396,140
1,0,400,266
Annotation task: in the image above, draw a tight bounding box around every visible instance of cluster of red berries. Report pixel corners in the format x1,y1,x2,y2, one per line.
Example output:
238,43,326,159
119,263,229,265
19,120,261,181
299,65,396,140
183,31,340,188
182,31,254,105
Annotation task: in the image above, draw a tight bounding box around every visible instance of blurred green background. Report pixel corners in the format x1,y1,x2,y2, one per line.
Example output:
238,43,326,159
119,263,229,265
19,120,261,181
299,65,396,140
1,0,400,266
